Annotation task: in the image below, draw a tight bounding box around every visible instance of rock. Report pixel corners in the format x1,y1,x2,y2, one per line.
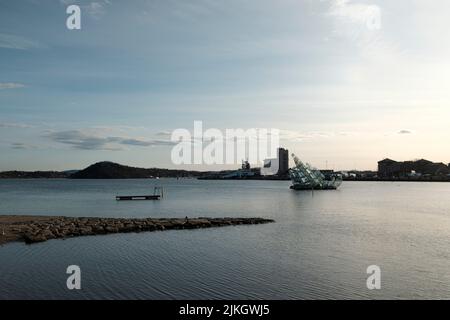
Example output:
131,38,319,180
1,215,274,245
92,225,105,234
79,227,93,235
23,232,47,244
123,224,136,232
41,229,55,239
105,226,118,233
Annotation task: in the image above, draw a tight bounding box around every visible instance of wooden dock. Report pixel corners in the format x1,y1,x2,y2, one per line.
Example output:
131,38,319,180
115,187,164,201
116,195,160,201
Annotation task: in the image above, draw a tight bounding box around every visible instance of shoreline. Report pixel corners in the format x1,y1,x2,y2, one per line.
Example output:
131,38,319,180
0,215,274,246
0,177,449,182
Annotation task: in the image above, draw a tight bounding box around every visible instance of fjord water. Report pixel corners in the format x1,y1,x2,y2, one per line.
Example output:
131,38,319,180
1,179,450,299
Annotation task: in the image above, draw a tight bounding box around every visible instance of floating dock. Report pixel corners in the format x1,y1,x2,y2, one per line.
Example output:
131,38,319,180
116,187,164,201
116,195,160,201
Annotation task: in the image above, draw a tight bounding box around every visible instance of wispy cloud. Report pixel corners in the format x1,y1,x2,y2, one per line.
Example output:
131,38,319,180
46,130,120,150
10,142,36,150
60,0,111,19
326,0,382,49
169,0,217,21
85,1,109,18
398,129,413,135
45,129,174,150
0,82,25,89
0,122,32,129
120,138,174,147
155,131,172,137
328,0,381,30
279,130,347,142
0,33,42,50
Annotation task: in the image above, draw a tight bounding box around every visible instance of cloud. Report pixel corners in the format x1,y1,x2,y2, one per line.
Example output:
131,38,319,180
46,130,120,150
0,122,32,128
10,142,36,150
60,0,111,18
120,138,174,147
160,128,343,145
85,1,108,18
398,130,413,134
279,130,339,142
169,0,217,21
45,129,174,150
0,33,42,50
328,0,381,31
0,83,25,89
326,0,383,49
155,131,172,137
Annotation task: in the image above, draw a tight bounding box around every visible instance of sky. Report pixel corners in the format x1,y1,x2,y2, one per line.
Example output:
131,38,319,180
1,0,450,171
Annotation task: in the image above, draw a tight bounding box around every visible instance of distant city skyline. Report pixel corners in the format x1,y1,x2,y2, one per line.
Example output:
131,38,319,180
1,0,450,171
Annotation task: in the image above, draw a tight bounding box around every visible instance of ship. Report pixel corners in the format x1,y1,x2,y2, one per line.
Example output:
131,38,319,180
289,153,342,190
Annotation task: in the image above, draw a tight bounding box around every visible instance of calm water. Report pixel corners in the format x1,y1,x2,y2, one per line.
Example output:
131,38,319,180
1,179,450,299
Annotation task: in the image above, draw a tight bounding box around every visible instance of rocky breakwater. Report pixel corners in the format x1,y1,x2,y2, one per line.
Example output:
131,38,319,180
0,216,275,245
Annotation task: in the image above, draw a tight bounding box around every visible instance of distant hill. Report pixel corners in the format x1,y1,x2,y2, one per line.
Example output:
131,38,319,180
70,161,203,179
0,171,70,179
0,162,230,179
62,170,80,175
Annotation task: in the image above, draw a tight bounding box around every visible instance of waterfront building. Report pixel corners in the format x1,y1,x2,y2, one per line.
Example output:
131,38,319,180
289,154,342,190
261,148,289,176
378,158,450,178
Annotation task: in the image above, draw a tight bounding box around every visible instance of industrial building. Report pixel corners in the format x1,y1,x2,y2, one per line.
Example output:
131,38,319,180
378,158,450,178
261,148,289,177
